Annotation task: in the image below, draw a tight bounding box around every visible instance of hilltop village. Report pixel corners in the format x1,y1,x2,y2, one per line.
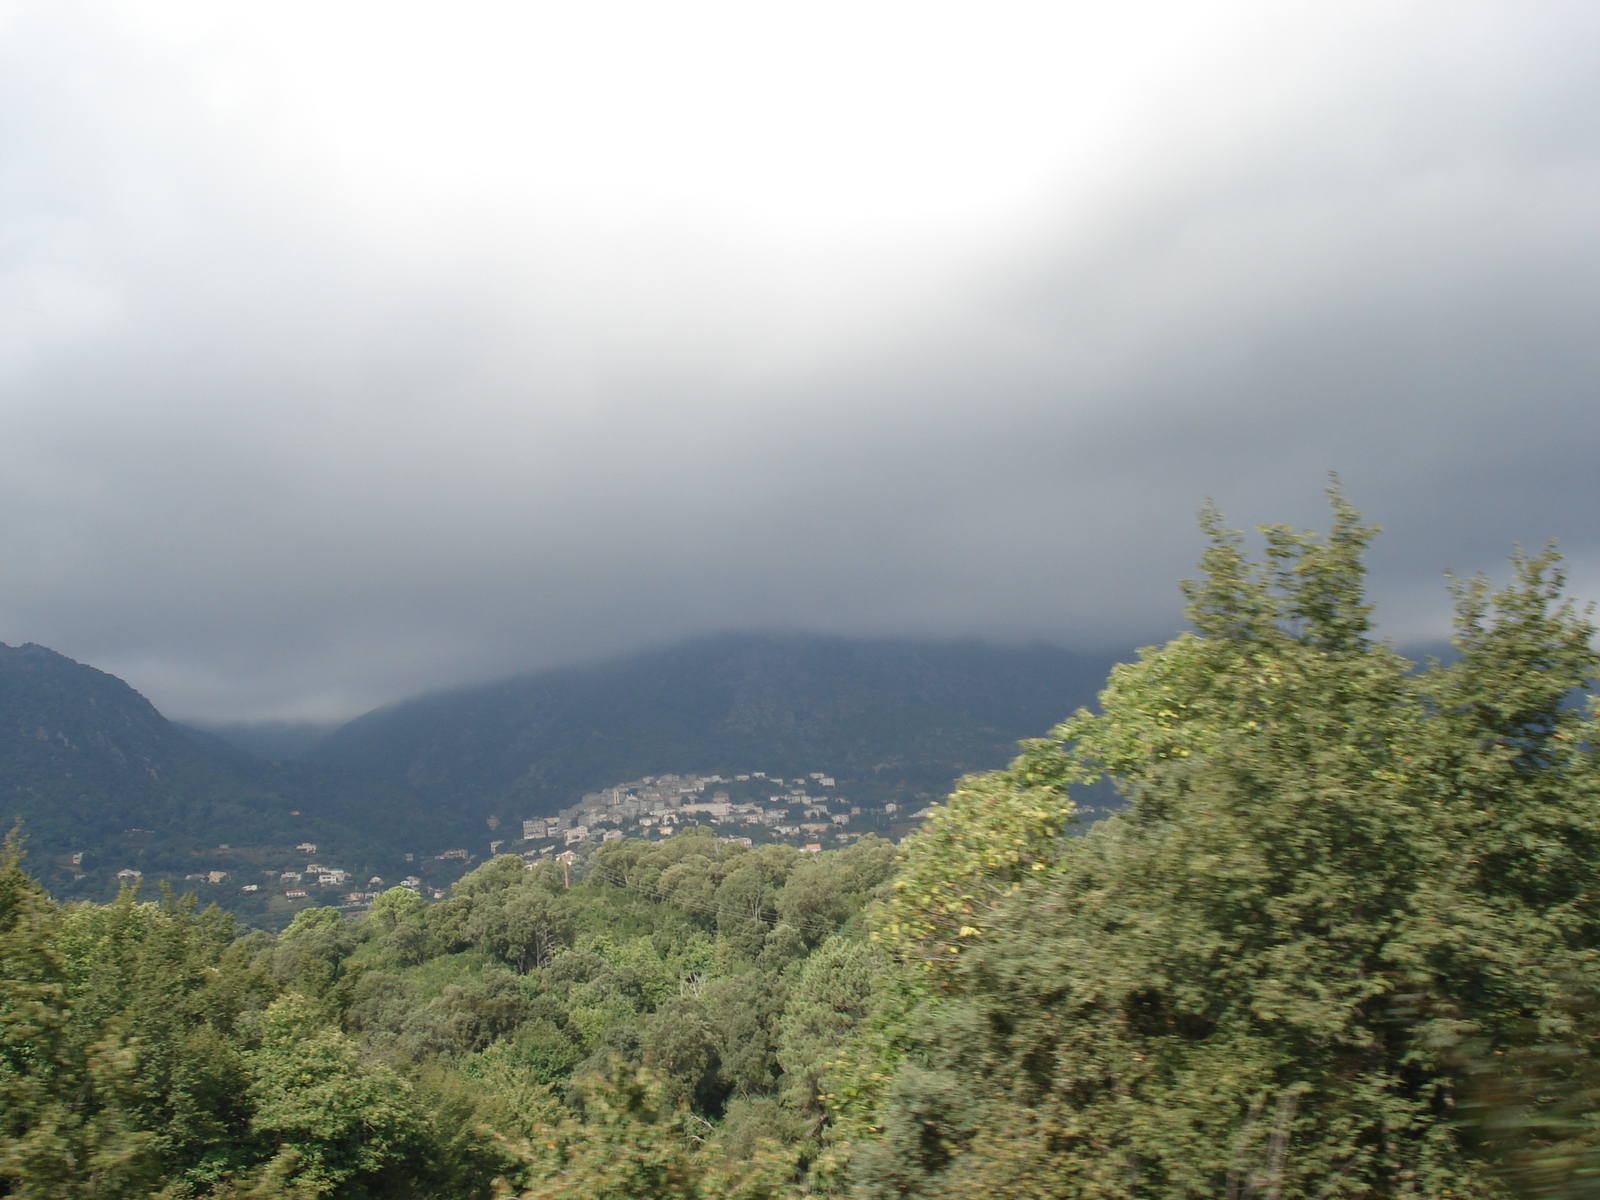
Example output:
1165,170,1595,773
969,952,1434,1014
510,770,916,862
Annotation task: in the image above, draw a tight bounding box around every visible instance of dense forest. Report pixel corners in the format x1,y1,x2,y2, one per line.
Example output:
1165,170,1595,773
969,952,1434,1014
5,494,1600,1198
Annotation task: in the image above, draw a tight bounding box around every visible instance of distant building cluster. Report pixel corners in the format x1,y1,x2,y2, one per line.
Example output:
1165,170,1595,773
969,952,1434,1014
102,769,925,913
506,769,910,863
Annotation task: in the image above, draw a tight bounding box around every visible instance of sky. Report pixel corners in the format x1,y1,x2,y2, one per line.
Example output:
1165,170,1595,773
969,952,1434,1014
1,0,1597,723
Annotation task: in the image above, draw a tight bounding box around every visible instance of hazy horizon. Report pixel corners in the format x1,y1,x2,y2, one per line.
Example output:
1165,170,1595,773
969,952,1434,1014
3,1,1597,721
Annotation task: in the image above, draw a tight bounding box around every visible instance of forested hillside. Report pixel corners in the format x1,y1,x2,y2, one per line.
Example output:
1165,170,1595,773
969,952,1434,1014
306,634,1120,825
0,829,896,1197
0,643,473,904
6,497,1600,1198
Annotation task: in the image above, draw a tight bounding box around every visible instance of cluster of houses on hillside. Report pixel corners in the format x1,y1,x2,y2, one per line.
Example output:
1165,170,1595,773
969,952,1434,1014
105,771,932,907
111,839,451,907
511,770,916,861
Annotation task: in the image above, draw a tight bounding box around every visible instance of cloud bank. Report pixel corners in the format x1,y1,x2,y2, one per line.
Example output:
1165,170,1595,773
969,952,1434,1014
1,0,1597,719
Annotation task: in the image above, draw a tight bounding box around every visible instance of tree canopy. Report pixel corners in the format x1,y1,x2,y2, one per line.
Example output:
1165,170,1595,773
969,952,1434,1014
864,490,1600,1198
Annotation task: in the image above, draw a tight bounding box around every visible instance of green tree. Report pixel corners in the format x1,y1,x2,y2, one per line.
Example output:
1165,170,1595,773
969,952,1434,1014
0,837,155,1197
366,886,422,934
507,1060,794,1200
243,993,431,1198
777,938,884,1122
466,885,574,974
859,492,1600,1198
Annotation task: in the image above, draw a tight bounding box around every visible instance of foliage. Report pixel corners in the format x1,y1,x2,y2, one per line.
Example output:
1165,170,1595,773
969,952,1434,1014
505,1060,796,1200
859,490,1600,1197
0,828,893,1197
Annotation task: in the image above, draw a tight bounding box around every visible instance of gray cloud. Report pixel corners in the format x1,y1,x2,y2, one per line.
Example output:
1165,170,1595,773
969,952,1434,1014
1,0,1597,720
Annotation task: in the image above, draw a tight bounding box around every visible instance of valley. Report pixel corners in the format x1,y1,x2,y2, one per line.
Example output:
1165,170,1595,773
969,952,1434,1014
1,633,1118,924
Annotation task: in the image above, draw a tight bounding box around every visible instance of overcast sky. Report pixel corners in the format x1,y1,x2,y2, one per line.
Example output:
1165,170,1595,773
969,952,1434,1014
1,0,1596,722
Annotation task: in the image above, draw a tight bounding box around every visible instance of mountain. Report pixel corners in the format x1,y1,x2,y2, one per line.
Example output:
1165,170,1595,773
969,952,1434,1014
1,634,1125,914
307,633,1121,827
0,642,469,904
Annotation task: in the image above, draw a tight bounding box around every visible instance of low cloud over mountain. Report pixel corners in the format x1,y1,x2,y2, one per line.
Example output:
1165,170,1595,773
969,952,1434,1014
1,1,1595,720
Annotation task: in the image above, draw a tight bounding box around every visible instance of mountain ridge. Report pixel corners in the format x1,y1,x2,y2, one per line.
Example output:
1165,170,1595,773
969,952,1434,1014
2,633,1128,913
306,632,1122,825
0,641,470,903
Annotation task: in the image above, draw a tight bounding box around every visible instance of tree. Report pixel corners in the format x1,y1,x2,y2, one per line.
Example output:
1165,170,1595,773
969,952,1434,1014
367,886,422,934
507,1060,794,1200
778,938,884,1122
243,993,431,1198
861,491,1600,1198
469,887,575,974
0,834,155,1197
